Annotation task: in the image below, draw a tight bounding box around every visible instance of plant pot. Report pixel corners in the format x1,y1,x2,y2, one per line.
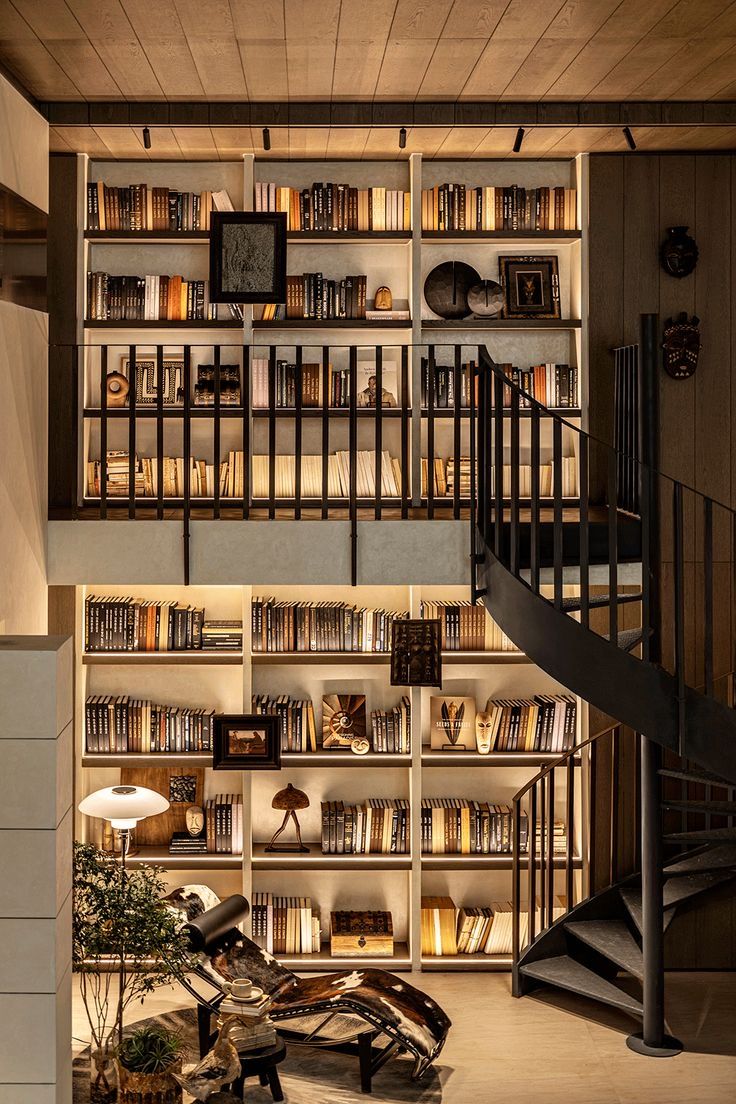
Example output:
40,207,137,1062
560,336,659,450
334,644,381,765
115,1059,182,1104
90,1045,116,1103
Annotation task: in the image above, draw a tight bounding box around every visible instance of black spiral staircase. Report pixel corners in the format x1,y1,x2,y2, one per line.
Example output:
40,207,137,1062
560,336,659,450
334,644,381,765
471,317,736,1057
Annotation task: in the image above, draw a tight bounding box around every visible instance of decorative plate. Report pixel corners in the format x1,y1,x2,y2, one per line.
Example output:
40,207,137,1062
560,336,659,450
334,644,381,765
467,279,504,318
423,261,481,320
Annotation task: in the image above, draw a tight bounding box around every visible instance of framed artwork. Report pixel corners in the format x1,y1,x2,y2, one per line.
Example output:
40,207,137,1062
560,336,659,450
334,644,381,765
499,255,560,319
429,696,477,751
213,714,281,770
391,619,442,688
120,356,184,405
209,211,287,304
322,694,369,754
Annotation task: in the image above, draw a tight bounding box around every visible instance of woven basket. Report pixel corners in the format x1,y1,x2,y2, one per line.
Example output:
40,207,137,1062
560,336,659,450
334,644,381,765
115,1059,182,1104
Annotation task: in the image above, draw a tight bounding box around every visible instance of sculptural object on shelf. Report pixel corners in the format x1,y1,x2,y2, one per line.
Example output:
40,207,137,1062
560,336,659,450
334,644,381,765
475,711,494,755
106,371,129,408
374,285,393,311
265,783,310,853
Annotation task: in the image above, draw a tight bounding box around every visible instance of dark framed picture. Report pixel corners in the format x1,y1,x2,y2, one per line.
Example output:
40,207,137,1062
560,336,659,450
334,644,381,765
213,714,281,770
499,255,560,319
391,619,442,688
209,212,287,304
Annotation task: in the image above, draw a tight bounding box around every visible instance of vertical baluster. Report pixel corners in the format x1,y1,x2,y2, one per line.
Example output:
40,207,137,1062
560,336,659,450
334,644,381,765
547,768,555,924
213,345,221,519
349,346,358,585
510,388,520,577
268,345,276,519
579,435,590,628
539,772,546,930
183,346,191,585
400,345,409,519
156,344,164,519
553,418,563,609
453,345,461,521
493,373,504,560
375,345,383,519
589,737,598,895
294,345,303,520
470,358,480,598
607,447,618,641
128,343,136,519
242,343,250,519
611,731,620,885
673,483,685,755
99,346,108,519
427,345,435,519
512,799,522,974
530,405,540,593
528,786,537,945
321,346,330,519
566,755,574,911
704,497,713,697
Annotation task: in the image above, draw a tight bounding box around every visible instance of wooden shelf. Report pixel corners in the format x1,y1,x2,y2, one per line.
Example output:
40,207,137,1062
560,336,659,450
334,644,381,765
252,651,391,666
279,942,411,970
419,408,581,419
82,651,243,665
287,232,410,243
422,752,581,767
421,953,512,971
422,231,581,243
83,408,247,420
421,319,582,331
251,843,411,870
126,846,242,870
82,753,212,767
85,230,210,242
85,320,243,329
281,752,410,767
421,854,581,870
253,319,411,329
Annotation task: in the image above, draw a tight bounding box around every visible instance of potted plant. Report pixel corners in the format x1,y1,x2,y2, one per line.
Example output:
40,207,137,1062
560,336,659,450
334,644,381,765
116,1026,183,1104
73,842,197,1103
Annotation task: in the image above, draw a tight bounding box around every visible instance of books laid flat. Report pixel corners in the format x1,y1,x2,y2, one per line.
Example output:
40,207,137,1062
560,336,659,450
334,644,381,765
85,697,214,754
252,893,321,955
419,599,517,653
252,597,407,653
321,798,409,854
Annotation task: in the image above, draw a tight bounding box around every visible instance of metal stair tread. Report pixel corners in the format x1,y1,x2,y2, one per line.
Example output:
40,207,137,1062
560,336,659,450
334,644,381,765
619,887,675,935
665,843,736,875
663,798,736,815
520,954,643,1017
560,592,642,613
602,627,644,652
663,870,735,906
565,919,643,980
659,767,732,789
665,827,736,843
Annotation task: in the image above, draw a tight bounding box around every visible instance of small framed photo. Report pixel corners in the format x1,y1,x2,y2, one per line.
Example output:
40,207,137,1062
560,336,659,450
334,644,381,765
391,619,442,688
213,714,281,770
499,255,560,319
209,212,287,304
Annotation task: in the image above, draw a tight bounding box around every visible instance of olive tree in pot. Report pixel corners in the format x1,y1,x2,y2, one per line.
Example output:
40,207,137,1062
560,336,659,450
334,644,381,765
73,843,197,1103
116,1026,183,1104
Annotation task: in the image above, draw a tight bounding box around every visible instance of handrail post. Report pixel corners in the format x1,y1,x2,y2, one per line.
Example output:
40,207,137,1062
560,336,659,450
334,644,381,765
639,313,661,665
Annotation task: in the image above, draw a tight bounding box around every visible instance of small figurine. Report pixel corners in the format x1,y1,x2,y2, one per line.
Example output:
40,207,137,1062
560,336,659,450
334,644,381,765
266,783,310,853
373,286,393,311
475,711,494,755
105,371,129,407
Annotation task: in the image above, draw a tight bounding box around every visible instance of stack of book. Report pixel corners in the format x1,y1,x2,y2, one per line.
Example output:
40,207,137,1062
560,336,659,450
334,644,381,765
252,893,321,954
87,273,214,322
421,360,477,408
86,451,147,498
201,620,243,651
256,182,410,232
86,183,231,231
420,799,528,854
84,595,205,652
421,457,473,499
537,820,568,855
484,898,566,954
320,798,409,854
285,273,368,320
252,598,407,653
85,697,215,754
421,896,458,955
218,989,278,1052
86,454,214,499
421,458,579,499
169,831,207,856
421,184,576,232
370,698,411,753
482,695,577,753
418,599,517,652
252,694,318,752
205,794,243,854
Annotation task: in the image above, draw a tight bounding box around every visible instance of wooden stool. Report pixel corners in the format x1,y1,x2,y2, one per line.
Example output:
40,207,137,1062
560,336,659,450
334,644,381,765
230,1039,287,1102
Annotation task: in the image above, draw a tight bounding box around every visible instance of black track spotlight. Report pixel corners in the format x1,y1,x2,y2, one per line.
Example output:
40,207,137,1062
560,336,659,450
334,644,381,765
623,126,636,151
142,127,151,150
399,127,407,149
262,127,271,151
512,127,525,154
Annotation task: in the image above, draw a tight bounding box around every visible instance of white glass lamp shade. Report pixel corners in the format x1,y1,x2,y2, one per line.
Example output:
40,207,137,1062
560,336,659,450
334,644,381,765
78,785,169,830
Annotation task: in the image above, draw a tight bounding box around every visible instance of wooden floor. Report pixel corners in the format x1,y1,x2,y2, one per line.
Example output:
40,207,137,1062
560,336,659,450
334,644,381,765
73,971,736,1102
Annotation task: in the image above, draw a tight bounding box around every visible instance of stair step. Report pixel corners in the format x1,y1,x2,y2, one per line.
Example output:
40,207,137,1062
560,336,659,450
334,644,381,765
560,592,643,613
666,843,736,876
665,827,736,843
664,799,736,816
602,628,643,652
565,920,643,980
663,870,735,906
520,955,643,1018
659,767,733,789
619,887,675,935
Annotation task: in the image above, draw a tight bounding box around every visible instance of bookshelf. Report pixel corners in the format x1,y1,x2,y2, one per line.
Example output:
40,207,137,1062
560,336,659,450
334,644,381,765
76,153,588,512
75,582,589,974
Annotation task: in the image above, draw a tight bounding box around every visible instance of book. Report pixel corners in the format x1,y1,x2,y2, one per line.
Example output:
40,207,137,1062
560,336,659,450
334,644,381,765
420,799,528,855
252,893,321,955
421,896,458,956
322,694,367,749
356,352,399,408
85,697,214,754
84,596,207,652
421,184,576,232
320,798,409,854
87,183,221,232
257,182,409,233
419,599,517,653
204,793,243,854
252,694,317,753
251,597,407,653
87,272,214,321
429,695,476,750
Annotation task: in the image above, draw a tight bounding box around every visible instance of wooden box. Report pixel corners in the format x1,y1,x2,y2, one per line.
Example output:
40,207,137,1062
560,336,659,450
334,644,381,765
330,911,394,957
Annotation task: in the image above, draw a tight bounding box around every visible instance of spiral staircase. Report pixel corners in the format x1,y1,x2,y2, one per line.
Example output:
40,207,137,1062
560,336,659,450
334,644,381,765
472,319,736,1056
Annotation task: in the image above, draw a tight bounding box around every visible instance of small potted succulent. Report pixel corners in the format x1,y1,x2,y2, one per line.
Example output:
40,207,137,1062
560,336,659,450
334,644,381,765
115,1026,183,1104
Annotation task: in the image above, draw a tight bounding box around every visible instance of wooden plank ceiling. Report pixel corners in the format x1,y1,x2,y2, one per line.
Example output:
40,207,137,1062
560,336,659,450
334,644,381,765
3,0,736,104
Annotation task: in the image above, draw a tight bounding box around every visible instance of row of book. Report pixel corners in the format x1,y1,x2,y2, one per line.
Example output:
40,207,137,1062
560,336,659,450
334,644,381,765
252,694,318,753
285,273,368,320
421,361,476,409
421,896,566,956
85,697,215,754
204,794,243,854
321,799,410,854
251,893,321,955
251,598,407,653
420,185,577,232
501,363,579,409
251,358,402,409
420,799,528,855
483,696,577,753
85,595,203,652
87,273,216,322
86,183,232,231
256,182,410,232
418,600,516,653
371,699,411,754
421,457,579,499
